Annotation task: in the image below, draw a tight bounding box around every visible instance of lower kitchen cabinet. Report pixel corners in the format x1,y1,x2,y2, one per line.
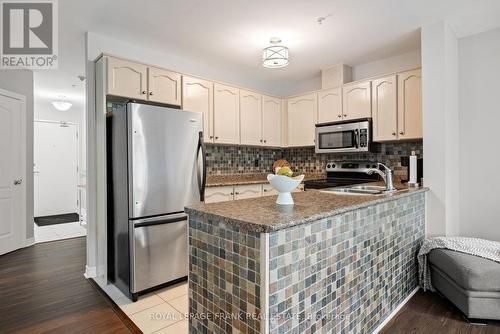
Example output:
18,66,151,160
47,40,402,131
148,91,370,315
262,184,279,196
204,186,234,203
234,184,262,200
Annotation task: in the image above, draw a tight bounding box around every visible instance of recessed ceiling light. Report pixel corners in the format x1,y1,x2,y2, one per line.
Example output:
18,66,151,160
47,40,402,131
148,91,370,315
262,37,289,69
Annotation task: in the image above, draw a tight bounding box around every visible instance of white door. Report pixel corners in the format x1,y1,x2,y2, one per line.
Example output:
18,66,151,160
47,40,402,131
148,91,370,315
34,121,79,217
0,90,26,255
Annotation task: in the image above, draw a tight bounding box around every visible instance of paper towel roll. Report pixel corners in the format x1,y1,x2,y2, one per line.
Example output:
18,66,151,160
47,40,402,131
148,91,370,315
409,152,417,184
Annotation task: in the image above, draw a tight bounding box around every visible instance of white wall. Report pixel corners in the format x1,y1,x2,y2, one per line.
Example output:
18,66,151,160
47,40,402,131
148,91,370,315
458,27,500,242
0,70,35,239
351,49,422,81
421,21,460,237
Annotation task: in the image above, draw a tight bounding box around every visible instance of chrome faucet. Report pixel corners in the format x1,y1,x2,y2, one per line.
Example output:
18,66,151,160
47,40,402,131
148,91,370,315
366,163,396,192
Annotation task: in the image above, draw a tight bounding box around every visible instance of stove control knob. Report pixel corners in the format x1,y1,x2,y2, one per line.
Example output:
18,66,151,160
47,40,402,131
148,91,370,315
331,164,335,169
327,164,331,168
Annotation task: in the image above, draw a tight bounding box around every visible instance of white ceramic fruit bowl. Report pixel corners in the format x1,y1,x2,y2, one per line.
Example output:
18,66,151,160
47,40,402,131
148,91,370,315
267,174,305,205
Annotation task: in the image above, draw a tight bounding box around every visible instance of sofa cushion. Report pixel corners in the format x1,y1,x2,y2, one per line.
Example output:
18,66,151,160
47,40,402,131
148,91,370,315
428,249,500,292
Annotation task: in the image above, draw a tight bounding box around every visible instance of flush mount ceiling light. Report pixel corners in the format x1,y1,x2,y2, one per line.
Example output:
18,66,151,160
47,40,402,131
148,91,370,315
51,96,72,111
262,37,289,68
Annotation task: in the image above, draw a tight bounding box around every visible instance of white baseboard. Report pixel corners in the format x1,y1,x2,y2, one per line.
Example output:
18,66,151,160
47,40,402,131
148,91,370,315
84,265,97,279
370,287,420,334
25,237,35,247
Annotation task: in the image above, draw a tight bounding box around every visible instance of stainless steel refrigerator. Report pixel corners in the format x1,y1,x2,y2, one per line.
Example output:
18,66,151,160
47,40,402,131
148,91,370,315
106,102,205,301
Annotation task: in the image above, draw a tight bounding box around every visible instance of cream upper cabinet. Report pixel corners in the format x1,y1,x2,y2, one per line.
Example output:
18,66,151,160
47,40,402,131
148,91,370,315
240,90,262,146
317,87,342,124
372,75,398,141
234,184,262,200
342,81,372,120
213,83,240,144
204,186,234,204
182,76,213,142
398,69,422,140
287,93,317,147
106,57,147,99
147,67,181,106
262,95,282,147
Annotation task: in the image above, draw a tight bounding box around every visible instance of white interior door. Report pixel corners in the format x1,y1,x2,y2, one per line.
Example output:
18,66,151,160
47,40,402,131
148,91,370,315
34,121,78,217
0,90,26,255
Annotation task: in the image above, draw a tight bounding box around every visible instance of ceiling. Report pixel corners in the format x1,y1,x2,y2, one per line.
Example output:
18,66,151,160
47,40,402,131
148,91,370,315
34,0,500,111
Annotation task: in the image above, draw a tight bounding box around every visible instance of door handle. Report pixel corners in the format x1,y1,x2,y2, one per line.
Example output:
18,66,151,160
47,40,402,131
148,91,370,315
13,178,23,185
196,131,207,202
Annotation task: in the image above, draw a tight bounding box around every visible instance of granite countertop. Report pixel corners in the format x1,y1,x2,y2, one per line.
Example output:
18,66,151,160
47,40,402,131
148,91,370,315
186,182,428,233
206,173,326,187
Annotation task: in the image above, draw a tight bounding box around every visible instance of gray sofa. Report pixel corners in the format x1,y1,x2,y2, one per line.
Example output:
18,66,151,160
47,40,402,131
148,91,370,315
428,249,500,320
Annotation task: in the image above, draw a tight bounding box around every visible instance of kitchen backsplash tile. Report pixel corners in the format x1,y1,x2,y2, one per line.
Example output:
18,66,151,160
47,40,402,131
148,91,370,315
206,140,423,176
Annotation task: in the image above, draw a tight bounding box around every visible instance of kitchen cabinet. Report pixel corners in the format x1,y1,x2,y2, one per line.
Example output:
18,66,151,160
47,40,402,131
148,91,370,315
342,81,371,120
287,93,317,147
204,186,234,203
106,57,147,100
372,75,398,141
234,184,262,200
213,83,240,144
182,76,213,142
240,90,262,146
262,95,282,147
147,67,181,105
317,87,342,123
398,69,422,140
262,184,278,196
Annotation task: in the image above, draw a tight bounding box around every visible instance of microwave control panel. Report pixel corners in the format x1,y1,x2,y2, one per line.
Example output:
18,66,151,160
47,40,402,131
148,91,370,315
359,128,368,148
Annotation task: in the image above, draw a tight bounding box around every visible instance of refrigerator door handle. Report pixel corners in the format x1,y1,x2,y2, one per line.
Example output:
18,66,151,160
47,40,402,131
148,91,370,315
133,213,188,228
196,131,206,202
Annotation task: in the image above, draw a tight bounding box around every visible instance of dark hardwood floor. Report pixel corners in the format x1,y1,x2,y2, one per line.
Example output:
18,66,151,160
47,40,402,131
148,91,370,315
0,237,135,334
381,290,500,334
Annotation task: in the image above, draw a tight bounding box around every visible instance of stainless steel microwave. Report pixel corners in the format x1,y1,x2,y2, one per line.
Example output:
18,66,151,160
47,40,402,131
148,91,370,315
315,119,371,153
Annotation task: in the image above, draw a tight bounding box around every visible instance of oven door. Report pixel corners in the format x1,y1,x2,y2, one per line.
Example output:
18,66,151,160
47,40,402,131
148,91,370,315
315,122,361,153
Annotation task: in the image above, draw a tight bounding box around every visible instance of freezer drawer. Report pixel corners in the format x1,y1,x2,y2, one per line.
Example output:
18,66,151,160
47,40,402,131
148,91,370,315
131,214,188,293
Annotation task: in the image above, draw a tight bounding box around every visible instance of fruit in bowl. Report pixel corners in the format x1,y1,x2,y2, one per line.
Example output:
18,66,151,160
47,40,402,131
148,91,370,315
267,173,305,205
277,166,293,177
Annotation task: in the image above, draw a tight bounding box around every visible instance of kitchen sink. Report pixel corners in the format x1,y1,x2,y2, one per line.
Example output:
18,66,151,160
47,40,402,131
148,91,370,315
320,185,400,195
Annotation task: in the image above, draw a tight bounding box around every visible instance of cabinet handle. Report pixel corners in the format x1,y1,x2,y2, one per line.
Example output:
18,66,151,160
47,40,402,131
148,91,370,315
264,140,267,143
264,189,267,192
343,114,347,117
392,132,396,136
209,135,213,139
149,92,154,96
235,192,239,195
141,90,146,95
215,136,219,140
338,115,342,118
230,192,234,195
260,139,263,143
399,131,404,135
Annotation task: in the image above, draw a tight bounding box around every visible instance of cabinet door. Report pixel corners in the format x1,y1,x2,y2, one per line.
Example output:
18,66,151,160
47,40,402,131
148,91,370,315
342,81,372,120
262,95,282,147
372,75,397,141
287,93,317,147
213,83,240,144
234,184,262,200
204,186,234,203
107,57,147,99
182,76,213,142
318,88,342,124
262,184,278,196
148,67,181,106
398,69,422,140
240,90,262,146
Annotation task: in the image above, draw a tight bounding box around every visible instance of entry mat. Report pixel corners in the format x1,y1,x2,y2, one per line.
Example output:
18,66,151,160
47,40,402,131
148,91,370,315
35,213,80,226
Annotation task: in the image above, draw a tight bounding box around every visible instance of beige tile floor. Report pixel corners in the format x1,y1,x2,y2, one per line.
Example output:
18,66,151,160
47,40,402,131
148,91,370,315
103,281,189,334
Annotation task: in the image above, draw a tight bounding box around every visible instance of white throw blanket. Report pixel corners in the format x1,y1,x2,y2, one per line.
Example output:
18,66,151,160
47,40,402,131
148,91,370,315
418,237,500,291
